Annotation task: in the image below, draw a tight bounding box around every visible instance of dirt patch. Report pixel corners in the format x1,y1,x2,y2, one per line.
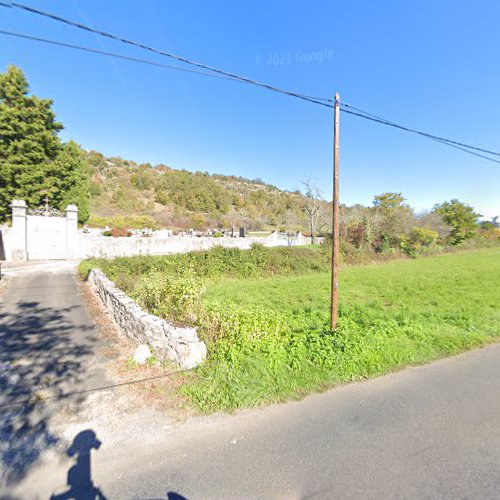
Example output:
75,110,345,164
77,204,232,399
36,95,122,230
79,277,196,422
0,274,9,297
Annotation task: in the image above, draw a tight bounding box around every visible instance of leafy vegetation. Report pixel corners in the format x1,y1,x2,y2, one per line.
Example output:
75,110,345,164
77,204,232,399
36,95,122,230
134,267,206,324
85,149,308,232
87,148,496,252
87,214,160,230
79,245,332,292
433,199,481,244
183,249,500,412
81,246,500,413
0,66,89,223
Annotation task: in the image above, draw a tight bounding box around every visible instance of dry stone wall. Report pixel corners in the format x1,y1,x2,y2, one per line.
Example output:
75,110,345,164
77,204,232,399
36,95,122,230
88,268,207,369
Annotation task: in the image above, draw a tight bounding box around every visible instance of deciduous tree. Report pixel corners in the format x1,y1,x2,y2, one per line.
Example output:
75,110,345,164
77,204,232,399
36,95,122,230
301,179,325,244
432,199,480,245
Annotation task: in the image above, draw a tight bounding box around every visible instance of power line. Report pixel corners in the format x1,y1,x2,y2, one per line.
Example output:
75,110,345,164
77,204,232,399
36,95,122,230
340,103,500,164
429,138,500,165
3,2,500,164
0,29,332,109
341,103,500,161
0,30,259,82
3,1,334,109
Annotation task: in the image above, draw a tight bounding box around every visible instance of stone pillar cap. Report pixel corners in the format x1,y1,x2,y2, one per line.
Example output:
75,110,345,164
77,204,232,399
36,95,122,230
10,199,27,207
65,204,79,212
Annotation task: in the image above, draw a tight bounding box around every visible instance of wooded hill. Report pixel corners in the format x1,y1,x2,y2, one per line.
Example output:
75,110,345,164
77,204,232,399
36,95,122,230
86,150,314,231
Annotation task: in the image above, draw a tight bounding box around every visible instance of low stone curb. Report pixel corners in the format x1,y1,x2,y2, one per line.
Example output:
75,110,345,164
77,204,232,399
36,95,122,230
88,268,207,369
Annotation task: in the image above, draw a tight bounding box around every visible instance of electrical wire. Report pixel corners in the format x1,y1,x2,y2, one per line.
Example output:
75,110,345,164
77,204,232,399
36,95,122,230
0,29,258,82
341,103,500,160
0,367,192,411
3,1,334,108
2,1,500,165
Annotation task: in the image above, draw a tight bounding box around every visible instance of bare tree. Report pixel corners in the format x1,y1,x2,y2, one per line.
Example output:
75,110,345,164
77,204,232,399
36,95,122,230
301,178,325,244
282,209,301,246
317,201,332,237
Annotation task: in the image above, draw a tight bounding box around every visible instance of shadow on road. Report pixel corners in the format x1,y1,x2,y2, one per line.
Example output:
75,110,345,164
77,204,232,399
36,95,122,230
49,429,189,500
0,299,97,486
50,429,107,500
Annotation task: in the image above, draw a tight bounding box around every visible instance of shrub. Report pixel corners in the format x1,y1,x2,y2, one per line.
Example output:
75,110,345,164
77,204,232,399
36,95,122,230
401,226,438,256
480,227,500,240
110,227,132,238
132,267,206,323
88,214,160,230
88,215,108,227
155,190,169,206
409,226,438,246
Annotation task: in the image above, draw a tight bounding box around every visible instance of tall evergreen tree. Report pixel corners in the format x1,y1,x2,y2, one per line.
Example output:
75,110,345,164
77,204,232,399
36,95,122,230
49,140,90,223
0,65,89,222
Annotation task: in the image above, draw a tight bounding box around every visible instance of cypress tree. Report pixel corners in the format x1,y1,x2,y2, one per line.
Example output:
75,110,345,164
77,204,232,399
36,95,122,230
0,65,89,223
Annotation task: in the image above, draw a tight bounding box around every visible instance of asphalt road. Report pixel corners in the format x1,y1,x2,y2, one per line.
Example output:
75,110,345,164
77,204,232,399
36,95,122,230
95,343,500,500
4,266,500,499
0,265,110,490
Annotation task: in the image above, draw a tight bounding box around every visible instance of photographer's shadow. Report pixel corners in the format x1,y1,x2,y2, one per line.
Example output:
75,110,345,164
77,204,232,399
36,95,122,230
51,429,106,500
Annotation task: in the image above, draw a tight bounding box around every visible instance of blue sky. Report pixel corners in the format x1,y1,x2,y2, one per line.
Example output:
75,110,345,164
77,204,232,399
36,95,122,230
1,0,499,218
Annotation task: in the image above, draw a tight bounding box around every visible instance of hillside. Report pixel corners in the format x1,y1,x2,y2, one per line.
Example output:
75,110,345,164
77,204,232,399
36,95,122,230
85,150,311,231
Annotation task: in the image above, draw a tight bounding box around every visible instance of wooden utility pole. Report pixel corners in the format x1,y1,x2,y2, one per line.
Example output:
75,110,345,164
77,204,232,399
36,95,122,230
330,92,340,331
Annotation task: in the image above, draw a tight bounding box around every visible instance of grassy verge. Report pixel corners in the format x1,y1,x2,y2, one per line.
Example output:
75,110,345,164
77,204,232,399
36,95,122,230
80,245,500,414
182,249,500,412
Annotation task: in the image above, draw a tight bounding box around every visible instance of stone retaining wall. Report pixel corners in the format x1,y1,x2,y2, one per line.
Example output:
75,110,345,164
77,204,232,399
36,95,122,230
88,269,207,369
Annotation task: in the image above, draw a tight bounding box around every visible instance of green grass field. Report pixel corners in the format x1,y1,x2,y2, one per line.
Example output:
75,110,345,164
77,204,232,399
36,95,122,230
182,249,500,412
205,249,500,327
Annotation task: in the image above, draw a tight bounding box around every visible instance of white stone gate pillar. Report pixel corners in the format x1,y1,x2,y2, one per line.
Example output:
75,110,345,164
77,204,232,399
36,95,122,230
10,200,27,261
65,204,79,259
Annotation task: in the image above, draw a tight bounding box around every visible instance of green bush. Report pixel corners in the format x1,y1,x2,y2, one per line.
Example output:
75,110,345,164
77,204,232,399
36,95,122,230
132,267,205,323
79,246,331,292
410,226,439,246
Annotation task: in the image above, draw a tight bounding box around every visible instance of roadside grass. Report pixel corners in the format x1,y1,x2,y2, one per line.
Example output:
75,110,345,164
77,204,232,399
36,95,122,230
182,249,500,412
80,245,500,414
